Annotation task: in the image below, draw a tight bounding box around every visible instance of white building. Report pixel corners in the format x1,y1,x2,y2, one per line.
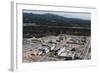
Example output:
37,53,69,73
37,51,42,56
57,47,66,55
58,51,73,58
38,45,50,54
50,44,56,50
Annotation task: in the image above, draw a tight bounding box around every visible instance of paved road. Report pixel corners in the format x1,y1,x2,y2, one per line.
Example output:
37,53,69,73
81,37,91,59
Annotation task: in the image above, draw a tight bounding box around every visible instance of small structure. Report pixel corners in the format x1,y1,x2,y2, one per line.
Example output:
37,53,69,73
50,44,56,51
38,51,43,56
57,47,66,55
38,45,50,54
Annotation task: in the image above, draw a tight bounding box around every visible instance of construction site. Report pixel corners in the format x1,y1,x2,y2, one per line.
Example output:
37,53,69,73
22,34,91,62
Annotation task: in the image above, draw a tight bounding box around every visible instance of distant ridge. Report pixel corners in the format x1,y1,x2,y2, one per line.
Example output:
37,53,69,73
23,13,91,29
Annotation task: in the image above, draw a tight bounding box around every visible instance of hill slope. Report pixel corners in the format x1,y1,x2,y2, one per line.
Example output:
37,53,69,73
23,13,91,29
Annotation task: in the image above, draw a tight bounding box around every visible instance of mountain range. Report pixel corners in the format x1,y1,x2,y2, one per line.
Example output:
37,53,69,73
23,13,91,29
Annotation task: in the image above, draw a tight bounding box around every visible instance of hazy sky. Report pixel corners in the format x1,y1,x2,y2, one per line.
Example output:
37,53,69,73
23,10,91,20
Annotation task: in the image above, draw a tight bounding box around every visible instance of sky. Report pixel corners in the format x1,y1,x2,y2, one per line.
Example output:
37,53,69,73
23,10,91,20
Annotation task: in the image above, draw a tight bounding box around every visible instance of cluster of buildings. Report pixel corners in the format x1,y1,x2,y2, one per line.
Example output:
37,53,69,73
23,34,89,62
